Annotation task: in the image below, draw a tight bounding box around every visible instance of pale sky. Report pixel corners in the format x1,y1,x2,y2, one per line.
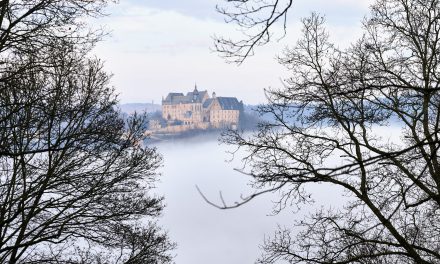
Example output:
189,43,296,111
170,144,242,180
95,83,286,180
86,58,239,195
90,2,377,263
93,0,373,105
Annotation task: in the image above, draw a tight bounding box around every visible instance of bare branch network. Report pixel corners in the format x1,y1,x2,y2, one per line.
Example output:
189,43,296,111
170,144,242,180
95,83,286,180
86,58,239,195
212,0,440,263
215,0,293,64
0,1,175,263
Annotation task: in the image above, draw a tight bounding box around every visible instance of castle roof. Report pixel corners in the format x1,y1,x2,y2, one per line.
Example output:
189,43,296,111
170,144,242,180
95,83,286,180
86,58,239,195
202,97,242,110
163,93,184,103
162,89,242,111
187,90,208,103
216,97,242,110
163,90,208,104
203,98,214,108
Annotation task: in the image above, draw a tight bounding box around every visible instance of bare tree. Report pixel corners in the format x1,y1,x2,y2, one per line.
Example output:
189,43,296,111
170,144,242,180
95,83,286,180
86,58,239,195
0,41,175,264
215,0,440,263
0,0,113,84
215,0,293,63
0,0,107,51
0,1,175,263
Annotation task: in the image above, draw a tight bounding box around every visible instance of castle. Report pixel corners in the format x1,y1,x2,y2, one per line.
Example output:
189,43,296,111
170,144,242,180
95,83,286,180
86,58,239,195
161,85,243,130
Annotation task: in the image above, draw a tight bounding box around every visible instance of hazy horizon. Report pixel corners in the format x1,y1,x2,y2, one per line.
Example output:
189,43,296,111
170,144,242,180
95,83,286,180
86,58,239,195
93,0,374,105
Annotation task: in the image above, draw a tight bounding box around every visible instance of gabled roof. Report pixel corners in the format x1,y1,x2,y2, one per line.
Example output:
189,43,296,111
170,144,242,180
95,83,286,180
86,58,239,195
163,93,184,103
203,98,214,108
187,90,208,103
217,97,242,110
163,90,208,104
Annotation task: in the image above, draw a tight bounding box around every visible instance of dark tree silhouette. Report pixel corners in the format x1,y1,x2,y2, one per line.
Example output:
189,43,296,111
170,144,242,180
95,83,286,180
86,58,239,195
215,0,293,63
0,0,108,79
215,0,440,263
0,1,175,263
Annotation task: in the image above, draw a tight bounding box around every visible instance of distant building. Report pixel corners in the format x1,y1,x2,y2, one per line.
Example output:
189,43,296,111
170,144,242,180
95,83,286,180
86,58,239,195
162,85,243,129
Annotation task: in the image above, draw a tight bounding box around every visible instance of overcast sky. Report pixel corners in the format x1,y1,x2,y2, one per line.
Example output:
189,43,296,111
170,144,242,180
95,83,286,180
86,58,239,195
90,2,376,263
93,0,373,105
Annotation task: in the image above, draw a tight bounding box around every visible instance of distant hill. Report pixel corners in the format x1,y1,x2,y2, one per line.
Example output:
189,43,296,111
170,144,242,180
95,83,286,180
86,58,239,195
118,103,161,114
